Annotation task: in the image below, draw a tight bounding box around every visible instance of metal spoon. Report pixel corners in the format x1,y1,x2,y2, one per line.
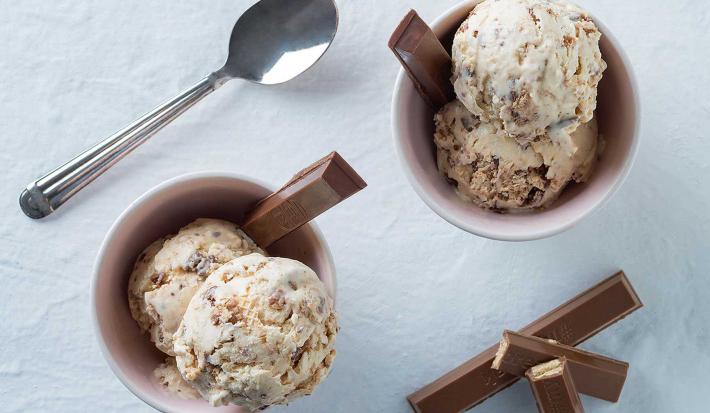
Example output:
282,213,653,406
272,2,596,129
20,0,338,219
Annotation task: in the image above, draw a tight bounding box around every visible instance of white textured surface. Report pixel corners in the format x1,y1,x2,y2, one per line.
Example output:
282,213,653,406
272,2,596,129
0,0,708,412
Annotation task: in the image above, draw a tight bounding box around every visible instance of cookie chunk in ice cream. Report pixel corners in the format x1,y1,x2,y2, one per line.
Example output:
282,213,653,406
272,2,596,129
153,357,200,400
128,218,264,355
173,253,337,410
451,0,606,142
435,100,598,210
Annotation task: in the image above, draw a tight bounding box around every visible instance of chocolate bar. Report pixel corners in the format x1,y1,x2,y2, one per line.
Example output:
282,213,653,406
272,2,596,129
388,10,454,109
526,358,584,413
407,271,642,413
242,151,366,247
493,330,628,402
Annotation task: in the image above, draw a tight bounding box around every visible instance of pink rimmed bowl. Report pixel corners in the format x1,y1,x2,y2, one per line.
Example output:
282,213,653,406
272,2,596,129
91,172,336,412
391,0,640,241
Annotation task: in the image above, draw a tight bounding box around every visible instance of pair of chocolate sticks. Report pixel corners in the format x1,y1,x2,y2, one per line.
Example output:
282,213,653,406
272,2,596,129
407,272,643,413
492,330,629,412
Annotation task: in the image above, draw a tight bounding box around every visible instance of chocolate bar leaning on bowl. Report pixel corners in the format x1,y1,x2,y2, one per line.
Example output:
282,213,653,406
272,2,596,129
242,151,367,248
407,271,642,413
388,9,454,109
526,358,585,413
492,330,628,402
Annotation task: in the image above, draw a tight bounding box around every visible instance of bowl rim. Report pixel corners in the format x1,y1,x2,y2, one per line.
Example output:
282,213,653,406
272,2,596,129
90,171,337,413
390,0,641,241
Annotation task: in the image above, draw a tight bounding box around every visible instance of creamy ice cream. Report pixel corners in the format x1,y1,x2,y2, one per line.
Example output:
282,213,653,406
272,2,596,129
153,357,200,400
451,0,606,143
128,218,264,355
173,253,337,410
435,99,598,210
434,0,605,211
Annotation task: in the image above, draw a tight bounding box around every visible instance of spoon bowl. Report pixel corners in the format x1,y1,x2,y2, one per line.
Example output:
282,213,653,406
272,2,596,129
221,0,339,84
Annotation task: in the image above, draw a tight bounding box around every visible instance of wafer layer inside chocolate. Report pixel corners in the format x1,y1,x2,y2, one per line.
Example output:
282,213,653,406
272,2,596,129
526,358,585,413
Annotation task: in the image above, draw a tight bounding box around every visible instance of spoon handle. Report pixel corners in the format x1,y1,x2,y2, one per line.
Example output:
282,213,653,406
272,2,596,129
20,73,225,219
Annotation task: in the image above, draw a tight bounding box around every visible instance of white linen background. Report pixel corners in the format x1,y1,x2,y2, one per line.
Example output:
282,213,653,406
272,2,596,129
0,0,707,411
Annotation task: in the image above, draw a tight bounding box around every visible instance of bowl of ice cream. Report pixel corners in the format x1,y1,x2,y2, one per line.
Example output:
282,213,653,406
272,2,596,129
91,172,337,412
391,0,640,241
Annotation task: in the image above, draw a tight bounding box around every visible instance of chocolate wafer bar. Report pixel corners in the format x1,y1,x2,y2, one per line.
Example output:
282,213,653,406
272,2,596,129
407,271,642,413
493,330,628,402
242,151,366,247
526,358,584,413
389,10,454,109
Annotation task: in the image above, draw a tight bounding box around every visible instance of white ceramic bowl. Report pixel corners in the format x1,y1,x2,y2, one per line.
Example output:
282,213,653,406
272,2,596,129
91,172,336,413
391,0,640,241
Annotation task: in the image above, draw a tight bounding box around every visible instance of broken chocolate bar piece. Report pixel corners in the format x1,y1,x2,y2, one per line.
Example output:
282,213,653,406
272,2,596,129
493,330,628,402
242,151,366,248
389,9,454,109
526,358,584,413
407,271,642,413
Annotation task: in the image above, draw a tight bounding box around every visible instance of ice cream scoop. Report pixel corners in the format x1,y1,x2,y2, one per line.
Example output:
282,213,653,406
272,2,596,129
451,0,606,143
128,219,264,355
128,152,367,355
434,100,598,210
173,253,337,410
127,152,364,355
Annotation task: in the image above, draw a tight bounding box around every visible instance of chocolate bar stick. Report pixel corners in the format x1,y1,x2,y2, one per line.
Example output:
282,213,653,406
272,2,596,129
407,271,642,413
389,10,454,109
526,358,585,413
493,330,628,402
242,151,366,248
